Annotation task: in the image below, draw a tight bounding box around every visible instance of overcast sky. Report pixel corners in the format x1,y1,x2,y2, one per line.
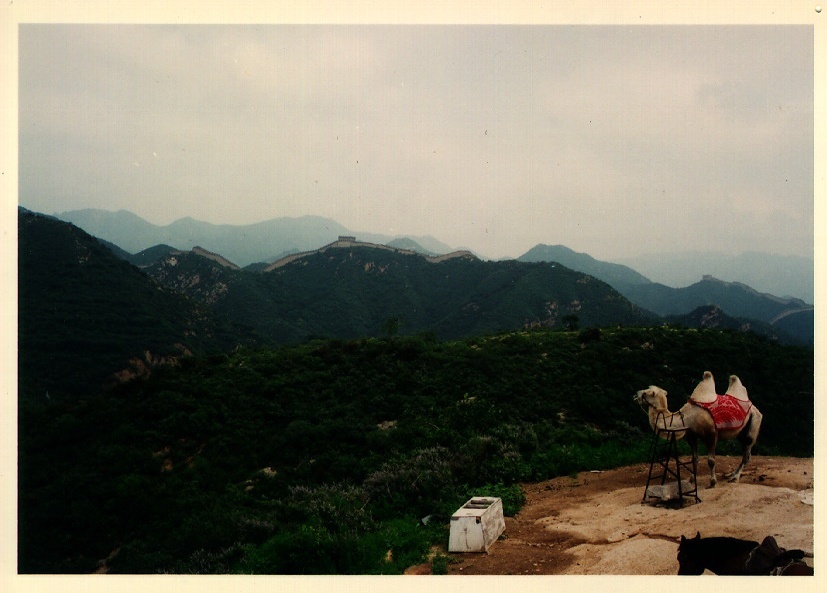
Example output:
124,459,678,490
18,24,813,261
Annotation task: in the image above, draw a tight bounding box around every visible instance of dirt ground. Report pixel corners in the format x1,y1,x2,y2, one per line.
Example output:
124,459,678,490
416,456,815,576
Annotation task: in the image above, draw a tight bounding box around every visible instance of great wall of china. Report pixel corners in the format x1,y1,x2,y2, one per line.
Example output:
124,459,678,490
263,236,476,271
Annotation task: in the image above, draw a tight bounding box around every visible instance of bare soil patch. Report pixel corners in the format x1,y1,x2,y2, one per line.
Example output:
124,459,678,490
442,456,813,575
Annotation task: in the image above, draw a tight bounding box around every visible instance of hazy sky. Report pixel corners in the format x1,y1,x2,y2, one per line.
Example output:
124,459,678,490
18,24,813,261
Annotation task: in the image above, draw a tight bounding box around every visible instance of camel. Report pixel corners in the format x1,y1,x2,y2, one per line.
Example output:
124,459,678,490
634,372,763,487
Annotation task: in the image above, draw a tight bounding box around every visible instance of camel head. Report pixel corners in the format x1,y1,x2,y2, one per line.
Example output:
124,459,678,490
634,385,669,411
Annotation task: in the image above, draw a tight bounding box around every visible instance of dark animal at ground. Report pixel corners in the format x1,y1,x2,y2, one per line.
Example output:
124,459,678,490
678,532,813,576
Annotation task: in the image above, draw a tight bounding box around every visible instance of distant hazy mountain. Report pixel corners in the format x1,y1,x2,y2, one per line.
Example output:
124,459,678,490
53,209,351,267
664,304,803,344
359,233,454,256
385,237,439,256
615,251,813,303
616,276,811,326
772,308,814,346
518,244,651,288
54,209,456,268
516,243,812,345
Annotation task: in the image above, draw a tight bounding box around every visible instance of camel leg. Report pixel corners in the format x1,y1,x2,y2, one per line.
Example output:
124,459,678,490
705,434,719,488
725,409,762,482
723,430,752,482
686,432,700,485
725,447,751,483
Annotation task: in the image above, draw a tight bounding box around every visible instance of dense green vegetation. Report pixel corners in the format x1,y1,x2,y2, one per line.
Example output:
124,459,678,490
18,211,252,399
140,243,810,347
16,211,814,574
18,326,813,574
144,246,655,345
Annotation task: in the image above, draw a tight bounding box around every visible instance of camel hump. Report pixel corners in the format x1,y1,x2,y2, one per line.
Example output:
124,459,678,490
727,375,750,401
690,371,718,403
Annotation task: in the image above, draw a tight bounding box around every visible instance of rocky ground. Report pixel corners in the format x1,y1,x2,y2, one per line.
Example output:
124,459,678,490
410,456,815,576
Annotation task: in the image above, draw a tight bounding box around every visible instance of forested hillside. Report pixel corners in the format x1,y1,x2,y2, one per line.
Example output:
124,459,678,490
143,246,654,344
18,210,248,400
19,327,813,574
17,210,814,575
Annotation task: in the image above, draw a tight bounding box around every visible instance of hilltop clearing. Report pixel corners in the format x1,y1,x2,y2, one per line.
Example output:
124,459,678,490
437,456,813,575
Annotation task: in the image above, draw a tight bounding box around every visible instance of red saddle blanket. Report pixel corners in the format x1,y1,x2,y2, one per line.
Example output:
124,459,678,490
691,394,752,430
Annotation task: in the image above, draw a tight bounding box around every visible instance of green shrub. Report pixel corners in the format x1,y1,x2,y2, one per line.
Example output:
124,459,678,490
431,552,450,575
364,447,462,518
284,482,373,534
236,517,433,575
18,326,813,574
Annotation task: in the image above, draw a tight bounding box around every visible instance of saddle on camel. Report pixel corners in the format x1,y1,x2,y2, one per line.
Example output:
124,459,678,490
688,370,752,431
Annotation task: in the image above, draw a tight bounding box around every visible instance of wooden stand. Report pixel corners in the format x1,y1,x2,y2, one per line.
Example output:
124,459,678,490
643,415,700,507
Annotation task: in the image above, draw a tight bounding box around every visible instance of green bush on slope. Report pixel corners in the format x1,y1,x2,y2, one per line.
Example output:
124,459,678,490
18,326,813,574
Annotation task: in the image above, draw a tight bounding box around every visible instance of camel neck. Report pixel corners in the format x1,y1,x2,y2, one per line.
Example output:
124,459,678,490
650,407,682,430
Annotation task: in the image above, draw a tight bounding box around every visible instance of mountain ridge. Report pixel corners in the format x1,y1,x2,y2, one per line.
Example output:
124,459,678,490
52,208,812,301
615,250,813,302
17,209,249,399
141,242,653,345
43,208,812,344
513,243,812,344
53,208,454,267
263,236,476,271
518,243,651,287
616,276,808,323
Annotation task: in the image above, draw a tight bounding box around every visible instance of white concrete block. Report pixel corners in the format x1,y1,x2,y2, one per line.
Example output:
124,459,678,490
644,480,694,502
448,497,506,553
